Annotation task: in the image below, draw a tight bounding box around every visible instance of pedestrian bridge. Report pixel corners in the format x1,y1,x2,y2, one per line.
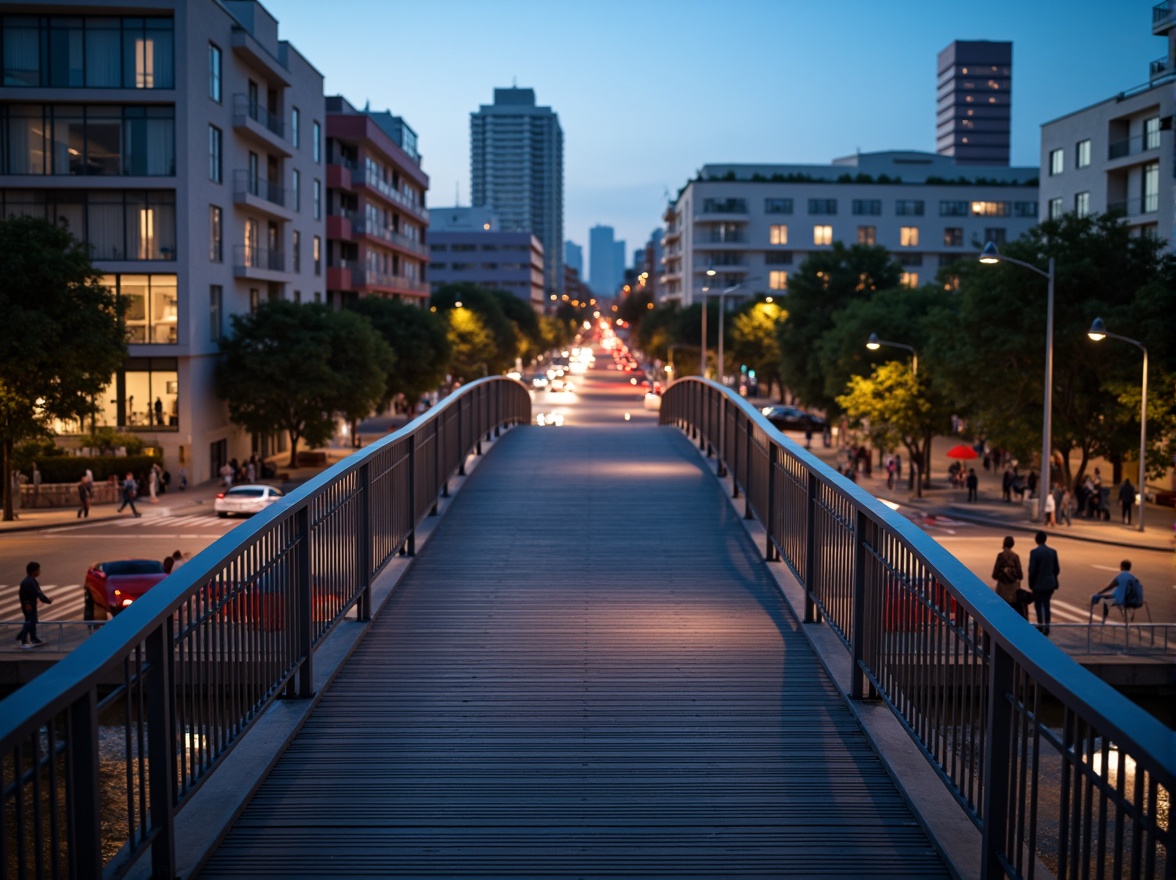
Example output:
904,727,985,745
1,373,1171,879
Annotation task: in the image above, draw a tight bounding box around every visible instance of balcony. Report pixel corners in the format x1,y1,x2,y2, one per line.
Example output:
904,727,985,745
699,199,748,215
233,245,286,280
230,26,292,86
89,241,177,262
1153,1,1174,35
697,232,748,244
351,168,428,220
232,94,290,156
232,170,293,220
353,219,429,256
355,268,430,295
1108,131,1162,161
1107,194,1159,217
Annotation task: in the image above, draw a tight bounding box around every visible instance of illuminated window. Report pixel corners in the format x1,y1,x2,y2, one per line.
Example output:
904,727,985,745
899,226,919,247
971,201,1009,216
857,226,876,245
209,205,222,261
769,224,788,245
1074,191,1090,218
313,235,322,275
943,276,960,292
900,272,919,288
135,38,155,88
1049,148,1064,176
769,270,788,290
1076,139,1091,168
943,227,962,247
1048,197,1063,220
813,225,832,245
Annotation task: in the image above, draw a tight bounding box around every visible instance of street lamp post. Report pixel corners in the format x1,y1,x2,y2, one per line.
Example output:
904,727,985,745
865,333,923,492
699,267,716,377
1087,317,1148,532
979,241,1055,523
716,279,762,388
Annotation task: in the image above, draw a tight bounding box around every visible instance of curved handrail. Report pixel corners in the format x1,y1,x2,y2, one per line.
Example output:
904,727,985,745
0,376,530,879
661,376,1173,879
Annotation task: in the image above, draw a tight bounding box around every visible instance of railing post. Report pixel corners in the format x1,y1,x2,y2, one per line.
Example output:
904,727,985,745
804,471,819,624
981,643,1015,879
357,461,372,621
146,618,178,880
717,396,727,477
458,397,467,475
494,381,502,437
407,434,416,556
293,505,314,699
436,416,447,503
765,442,778,562
68,691,103,879
850,508,869,701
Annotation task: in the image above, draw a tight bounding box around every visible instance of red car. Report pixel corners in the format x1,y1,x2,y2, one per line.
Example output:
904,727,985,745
83,559,169,620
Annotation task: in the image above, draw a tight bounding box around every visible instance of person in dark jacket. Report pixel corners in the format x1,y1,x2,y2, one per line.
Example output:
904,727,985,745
1118,478,1137,526
1027,530,1060,636
16,561,52,648
991,536,1025,617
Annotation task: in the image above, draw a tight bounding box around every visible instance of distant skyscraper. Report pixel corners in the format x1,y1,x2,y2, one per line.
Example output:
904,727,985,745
936,40,1012,166
588,225,625,296
470,87,564,294
565,241,583,276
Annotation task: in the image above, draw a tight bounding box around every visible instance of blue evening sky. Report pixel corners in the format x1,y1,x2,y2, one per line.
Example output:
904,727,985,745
270,0,1159,264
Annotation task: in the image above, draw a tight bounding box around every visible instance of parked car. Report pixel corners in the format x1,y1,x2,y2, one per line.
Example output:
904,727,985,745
83,559,169,620
760,405,827,432
214,484,285,518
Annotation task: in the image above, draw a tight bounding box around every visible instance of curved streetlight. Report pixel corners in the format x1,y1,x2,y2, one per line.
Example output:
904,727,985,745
980,241,1056,522
715,277,763,386
865,332,918,377
699,266,716,376
1088,317,1148,532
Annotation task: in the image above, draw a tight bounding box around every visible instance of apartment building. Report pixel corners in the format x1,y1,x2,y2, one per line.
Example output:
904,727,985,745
324,96,429,307
0,0,325,482
936,40,1013,166
428,206,544,309
1039,8,1175,250
661,151,1038,306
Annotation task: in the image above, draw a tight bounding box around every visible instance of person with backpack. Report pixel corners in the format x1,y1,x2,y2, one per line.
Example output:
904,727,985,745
1090,560,1144,619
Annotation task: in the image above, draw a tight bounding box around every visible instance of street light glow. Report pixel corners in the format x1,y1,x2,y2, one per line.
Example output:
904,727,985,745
978,241,1001,264
1087,317,1107,341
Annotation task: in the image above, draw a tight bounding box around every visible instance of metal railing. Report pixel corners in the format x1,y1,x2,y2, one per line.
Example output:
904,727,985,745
232,170,286,208
1107,194,1160,218
231,94,285,140
232,244,285,273
352,219,429,256
1108,132,1161,161
0,377,530,880
660,377,1172,880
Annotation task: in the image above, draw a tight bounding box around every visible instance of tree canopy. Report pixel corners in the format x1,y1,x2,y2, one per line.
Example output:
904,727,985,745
215,300,391,466
431,283,518,375
728,300,786,401
0,215,126,520
347,297,450,409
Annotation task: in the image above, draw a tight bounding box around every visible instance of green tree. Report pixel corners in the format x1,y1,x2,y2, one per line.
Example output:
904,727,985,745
215,301,390,467
487,289,543,366
0,215,126,521
929,213,1174,488
348,297,450,410
431,283,517,374
446,307,498,383
777,243,902,410
729,300,786,401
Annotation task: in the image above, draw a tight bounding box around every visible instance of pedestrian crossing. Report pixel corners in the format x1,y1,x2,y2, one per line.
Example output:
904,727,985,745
45,514,233,535
0,583,87,621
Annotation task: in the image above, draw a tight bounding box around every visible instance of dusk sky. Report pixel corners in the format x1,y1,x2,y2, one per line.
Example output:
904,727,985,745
271,0,1160,266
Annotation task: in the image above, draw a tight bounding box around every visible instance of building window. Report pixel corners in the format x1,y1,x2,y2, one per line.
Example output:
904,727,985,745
1048,198,1063,220
813,225,833,245
208,43,221,102
764,198,792,214
899,226,919,247
764,251,792,265
1074,191,1090,218
943,227,963,247
857,226,876,245
1144,162,1159,212
0,104,177,176
313,121,321,163
1144,116,1161,150
208,125,221,183
292,169,300,211
984,228,1007,245
895,200,925,216
971,201,1009,216
249,288,260,312
769,270,788,290
1049,148,1064,175
210,284,223,342
100,273,178,345
808,198,837,215
769,224,788,245
209,205,222,262
1076,138,1091,168
291,106,300,148
939,200,968,216
313,180,321,220
900,272,919,288
852,199,882,216
313,235,321,275
293,289,301,304
1013,201,1038,218
292,230,301,272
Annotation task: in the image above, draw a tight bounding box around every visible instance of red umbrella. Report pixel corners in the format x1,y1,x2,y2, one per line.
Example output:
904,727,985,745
945,444,979,460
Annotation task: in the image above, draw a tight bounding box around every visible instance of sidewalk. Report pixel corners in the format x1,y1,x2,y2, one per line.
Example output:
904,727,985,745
0,446,358,535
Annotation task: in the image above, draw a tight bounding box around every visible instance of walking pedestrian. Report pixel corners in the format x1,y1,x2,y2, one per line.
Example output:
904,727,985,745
16,562,52,649
1002,466,1013,503
178,466,188,491
1043,489,1056,527
1027,530,1060,636
76,471,92,518
1118,478,1137,526
1058,485,1073,527
991,536,1025,617
148,465,159,503
116,471,141,517
966,468,978,502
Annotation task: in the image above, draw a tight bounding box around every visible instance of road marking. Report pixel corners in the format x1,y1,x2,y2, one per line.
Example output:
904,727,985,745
1090,565,1119,572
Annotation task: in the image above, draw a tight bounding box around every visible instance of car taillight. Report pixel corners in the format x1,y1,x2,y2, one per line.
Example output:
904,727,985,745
216,492,225,499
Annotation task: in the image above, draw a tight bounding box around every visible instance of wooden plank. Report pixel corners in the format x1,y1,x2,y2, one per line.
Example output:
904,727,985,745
199,388,951,878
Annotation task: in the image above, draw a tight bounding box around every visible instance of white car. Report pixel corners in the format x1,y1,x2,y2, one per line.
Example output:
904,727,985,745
215,484,285,518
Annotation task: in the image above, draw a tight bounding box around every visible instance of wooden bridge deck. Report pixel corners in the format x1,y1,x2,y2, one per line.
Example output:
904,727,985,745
200,382,951,877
